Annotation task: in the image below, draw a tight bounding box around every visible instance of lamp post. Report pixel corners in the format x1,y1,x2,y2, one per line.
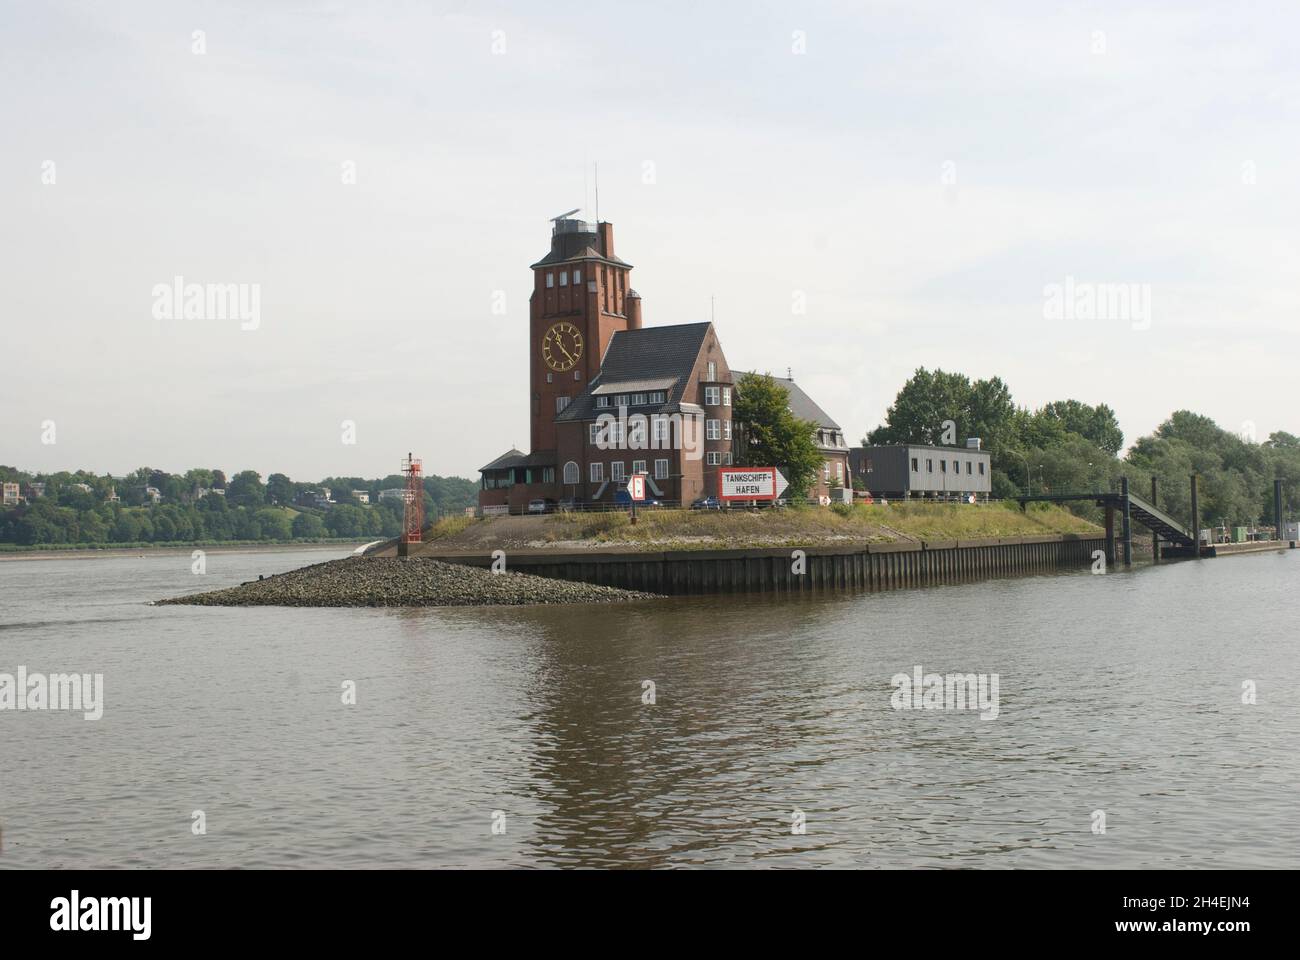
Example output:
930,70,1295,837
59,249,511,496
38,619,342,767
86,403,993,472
1017,451,1031,496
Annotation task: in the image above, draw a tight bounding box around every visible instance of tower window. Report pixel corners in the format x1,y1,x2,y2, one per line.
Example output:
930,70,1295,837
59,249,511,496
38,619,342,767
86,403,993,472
559,271,568,286
573,269,582,284
546,273,554,288
556,396,570,413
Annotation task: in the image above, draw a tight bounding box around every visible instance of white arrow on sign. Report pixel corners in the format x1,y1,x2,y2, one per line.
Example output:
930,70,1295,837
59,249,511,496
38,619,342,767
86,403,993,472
774,470,789,498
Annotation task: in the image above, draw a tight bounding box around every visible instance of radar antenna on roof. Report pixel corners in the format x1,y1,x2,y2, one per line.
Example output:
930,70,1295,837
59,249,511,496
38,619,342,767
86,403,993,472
551,208,581,222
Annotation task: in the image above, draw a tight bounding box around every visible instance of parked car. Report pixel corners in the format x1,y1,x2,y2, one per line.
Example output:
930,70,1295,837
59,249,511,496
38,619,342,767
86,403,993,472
527,498,554,514
691,496,723,510
615,490,662,507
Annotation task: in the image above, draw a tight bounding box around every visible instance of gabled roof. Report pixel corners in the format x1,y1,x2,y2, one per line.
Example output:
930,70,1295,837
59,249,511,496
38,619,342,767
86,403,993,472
555,322,719,423
738,373,841,430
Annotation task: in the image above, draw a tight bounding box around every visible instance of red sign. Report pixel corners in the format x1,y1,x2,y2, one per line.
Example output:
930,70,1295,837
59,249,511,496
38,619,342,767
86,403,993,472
626,474,646,501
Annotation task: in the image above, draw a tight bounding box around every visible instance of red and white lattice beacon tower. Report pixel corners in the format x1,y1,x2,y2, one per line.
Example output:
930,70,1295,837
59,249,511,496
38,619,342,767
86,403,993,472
400,452,423,554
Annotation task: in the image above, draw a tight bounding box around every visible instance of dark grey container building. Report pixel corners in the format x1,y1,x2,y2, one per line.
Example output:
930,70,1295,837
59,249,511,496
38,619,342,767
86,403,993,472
849,442,992,500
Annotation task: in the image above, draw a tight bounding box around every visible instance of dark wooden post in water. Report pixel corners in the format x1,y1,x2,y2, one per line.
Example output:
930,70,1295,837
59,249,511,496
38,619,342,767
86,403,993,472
1120,476,1132,566
1275,479,1283,541
1190,473,1200,558
1104,502,1116,566
1150,476,1160,561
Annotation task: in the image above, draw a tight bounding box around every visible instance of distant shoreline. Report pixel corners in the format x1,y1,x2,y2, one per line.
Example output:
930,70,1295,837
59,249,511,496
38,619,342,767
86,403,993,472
0,542,370,561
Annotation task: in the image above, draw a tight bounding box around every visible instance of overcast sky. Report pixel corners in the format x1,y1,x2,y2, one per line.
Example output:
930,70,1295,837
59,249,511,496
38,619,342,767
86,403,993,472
3,1,1297,482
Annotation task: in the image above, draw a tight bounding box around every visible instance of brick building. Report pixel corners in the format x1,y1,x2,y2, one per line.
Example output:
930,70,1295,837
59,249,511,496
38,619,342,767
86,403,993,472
478,216,847,512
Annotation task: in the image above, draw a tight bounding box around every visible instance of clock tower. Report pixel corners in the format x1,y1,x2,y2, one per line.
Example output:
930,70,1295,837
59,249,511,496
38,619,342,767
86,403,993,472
528,215,641,452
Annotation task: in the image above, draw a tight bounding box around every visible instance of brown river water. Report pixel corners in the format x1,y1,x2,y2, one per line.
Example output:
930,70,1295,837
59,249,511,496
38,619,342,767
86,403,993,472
1,546,1297,868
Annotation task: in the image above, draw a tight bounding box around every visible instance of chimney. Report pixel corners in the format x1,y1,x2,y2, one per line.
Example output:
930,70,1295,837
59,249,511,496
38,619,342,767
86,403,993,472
597,222,615,258
627,290,642,329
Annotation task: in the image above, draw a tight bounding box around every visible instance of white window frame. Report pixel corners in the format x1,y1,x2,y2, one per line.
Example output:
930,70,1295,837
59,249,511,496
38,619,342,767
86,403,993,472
824,462,831,481
722,387,731,406
573,269,582,284
556,396,570,413
546,273,554,288
563,461,579,484
632,459,646,476
649,391,665,404
611,461,626,482
707,361,717,380
654,459,669,479
705,386,720,406
616,395,630,407
652,416,670,446
559,270,568,286
706,419,721,440
596,396,610,408
589,423,603,445
836,461,844,482
723,451,733,465
706,451,721,466
632,392,647,406
723,420,731,440
590,462,604,483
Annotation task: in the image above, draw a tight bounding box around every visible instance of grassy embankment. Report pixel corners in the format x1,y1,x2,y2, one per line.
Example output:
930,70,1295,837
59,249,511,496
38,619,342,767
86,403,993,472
424,501,1101,553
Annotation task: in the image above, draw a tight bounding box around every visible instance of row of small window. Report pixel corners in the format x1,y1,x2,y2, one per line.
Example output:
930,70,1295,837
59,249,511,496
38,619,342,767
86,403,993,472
912,457,986,476
546,371,581,384
705,452,734,466
594,391,667,408
817,429,846,448
589,419,731,444
481,466,555,490
585,460,671,482
545,269,583,288
703,386,731,406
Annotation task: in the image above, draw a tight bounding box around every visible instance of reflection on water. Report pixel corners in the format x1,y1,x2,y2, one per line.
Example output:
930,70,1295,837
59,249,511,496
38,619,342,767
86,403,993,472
1,548,1297,868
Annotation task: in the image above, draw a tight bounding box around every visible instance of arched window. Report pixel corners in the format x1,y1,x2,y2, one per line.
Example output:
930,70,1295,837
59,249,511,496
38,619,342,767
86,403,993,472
562,461,579,485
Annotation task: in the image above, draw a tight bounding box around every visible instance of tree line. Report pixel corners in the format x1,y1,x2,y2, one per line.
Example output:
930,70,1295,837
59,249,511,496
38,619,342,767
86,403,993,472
866,367,1300,528
0,466,476,547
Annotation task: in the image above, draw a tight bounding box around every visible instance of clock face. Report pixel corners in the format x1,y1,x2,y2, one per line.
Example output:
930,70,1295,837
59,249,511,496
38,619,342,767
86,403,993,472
542,321,584,372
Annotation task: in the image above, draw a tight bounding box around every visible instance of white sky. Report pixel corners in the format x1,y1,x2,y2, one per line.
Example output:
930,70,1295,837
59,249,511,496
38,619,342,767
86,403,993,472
3,0,1297,481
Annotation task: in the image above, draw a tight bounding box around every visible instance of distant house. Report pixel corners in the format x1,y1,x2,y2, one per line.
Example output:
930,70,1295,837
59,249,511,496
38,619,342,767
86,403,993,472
105,486,120,503
351,490,371,504
27,482,46,499
70,482,93,494
378,488,408,502
2,482,21,506
143,486,162,504
313,495,332,509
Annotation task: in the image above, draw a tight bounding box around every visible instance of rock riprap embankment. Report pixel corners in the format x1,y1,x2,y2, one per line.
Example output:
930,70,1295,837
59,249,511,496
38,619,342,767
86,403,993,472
158,557,658,607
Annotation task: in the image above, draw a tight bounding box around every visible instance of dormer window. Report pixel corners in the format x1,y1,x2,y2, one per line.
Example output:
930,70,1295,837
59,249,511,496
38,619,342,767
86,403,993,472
596,396,610,408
